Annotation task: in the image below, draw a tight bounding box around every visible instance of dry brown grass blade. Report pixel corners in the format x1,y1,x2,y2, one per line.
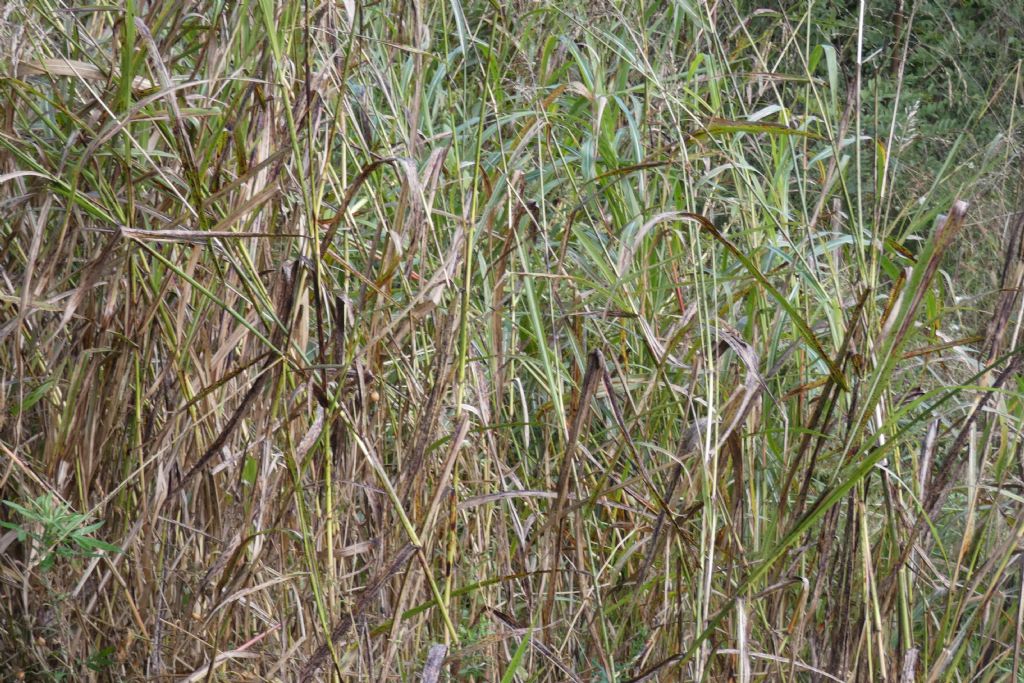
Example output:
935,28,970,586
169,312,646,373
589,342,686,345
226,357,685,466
779,288,870,524
623,417,707,593
299,542,417,681
9,196,50,352
878,353,1024,614
924,354,1023,518
167,360,275,499
882,200,970,353
542,349,604,639
318,157,406,254
379,414,470,674
488,607,584,683
167,258,299,498
49,231,121,341
133,18,202,201
397,311,457,501
16,57,156,91
984,210,1024,363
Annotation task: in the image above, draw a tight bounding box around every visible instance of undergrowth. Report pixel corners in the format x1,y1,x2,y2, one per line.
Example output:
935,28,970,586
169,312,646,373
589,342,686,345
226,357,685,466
1,0,1022,680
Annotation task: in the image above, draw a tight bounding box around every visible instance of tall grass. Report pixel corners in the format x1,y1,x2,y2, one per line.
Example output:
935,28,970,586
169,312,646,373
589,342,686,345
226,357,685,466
1,0,1022,680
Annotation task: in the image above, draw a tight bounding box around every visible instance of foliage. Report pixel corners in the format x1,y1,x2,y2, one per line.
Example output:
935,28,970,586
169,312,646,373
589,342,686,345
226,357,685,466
0,495,120,572
0,0,1021,680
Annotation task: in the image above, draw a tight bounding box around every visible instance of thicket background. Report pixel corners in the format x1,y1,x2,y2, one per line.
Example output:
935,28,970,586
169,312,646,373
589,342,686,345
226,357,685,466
1,0,1023,680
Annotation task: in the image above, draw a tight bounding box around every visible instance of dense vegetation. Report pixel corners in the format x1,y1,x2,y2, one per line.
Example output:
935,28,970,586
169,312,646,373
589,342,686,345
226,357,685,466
1,0,1022,680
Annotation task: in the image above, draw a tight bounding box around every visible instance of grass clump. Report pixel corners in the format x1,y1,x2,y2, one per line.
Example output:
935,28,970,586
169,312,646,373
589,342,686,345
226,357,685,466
1,0,1022,680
